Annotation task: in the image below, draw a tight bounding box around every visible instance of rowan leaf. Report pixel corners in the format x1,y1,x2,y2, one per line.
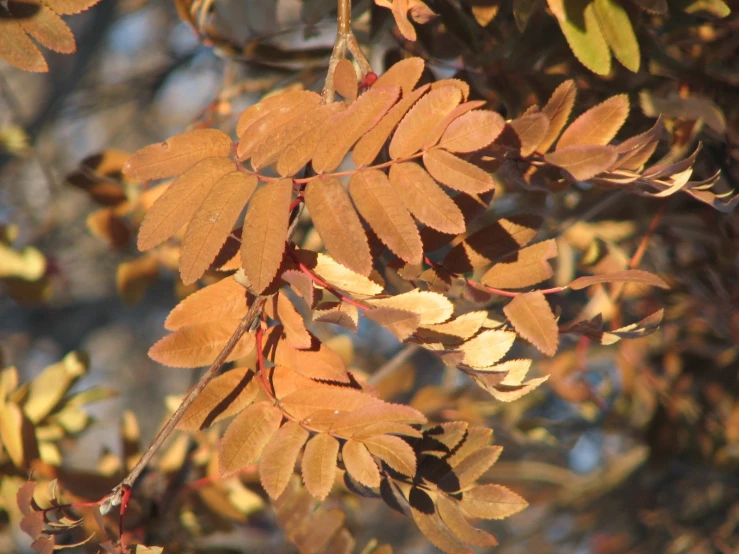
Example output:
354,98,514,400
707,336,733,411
165,276,248,330
295,250,383,297
409,489,473,554
481,239,558,289
363,435,416,476
302,433,339,500
439,446,503,493
305,176,372,276
282,270,316,307
39,0,101,15
280,387,380,421
219,401,283,475
545,144,617,180
349,170,423,264
0,12,47,72
506,113,550,157
313,86,400,173
260,421,309,499
372,56,425,95
178,367,259,431
460,330,516,369
436,494,499,547
342,439,381,488
424,101,488,150
269,332,351,383
334,58,358,101
447,426,494,467
180,172,257,284
423,149,495,194
330,402,427,437
458,484,528,519
137,157,236,250
557,94,630,150
313,302,359,332
390,0,417,40
389,163,465,234
236,90,322,137
148,320,255,368
503,292,558,356
123,130,233,181
389,86,463,159
367,290,453,325
539,80,577,152
417,311,488,343
364,307,421,341
241,179,292,293
438,110,505,153
593,0,640,72
571,269,668,290
548,0,611,76
12,0,75,54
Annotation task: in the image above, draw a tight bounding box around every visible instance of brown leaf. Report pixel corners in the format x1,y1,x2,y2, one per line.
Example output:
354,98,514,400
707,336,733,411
389,86,462,159
40,0,101,14
539,80,576,152
241,179,292,293
149,320,255,368
364,307,421,341
431,79,470,101
424,101,487,150
423,149,495,194
342,439,381,488
282,269,316,307
557,94,630,150
302,433,339,500
353,84,430,167
569,269,669,290
507,113,550,157
436,494,498,547
219,401,283,475
269,331,351,383
458,484,528,519
313,302,359,332
137,157,236,250
178,367,259,431
481,239,558,289
390,0,417,40
459,330,516,369
279,387,380,421
260,421,309,499
12,0,75,54
349,170,422,264
180,172,257,284
312,86,400,173
273,291,311,348
443,214,543,273
305,176,372,276
447,426,493,467
362,435,416,476
165,276,248,330
123,130,233,181
236,90,322,137
0,13,47,72
439,446,503,492
410,489,473,554
389,163,465,234
367,290,453,325
503,291,559,356
544,144,617,180
372,56,425,95
334,58,358,101
438,110,505,153
331,402,426,437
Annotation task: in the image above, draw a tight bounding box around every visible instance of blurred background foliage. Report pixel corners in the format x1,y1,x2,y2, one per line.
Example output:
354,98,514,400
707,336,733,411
1,0,737,552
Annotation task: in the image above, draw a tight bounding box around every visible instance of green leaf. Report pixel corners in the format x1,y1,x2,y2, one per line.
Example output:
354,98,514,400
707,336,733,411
548,0,611,75
593,0,640,72
677,0,730,17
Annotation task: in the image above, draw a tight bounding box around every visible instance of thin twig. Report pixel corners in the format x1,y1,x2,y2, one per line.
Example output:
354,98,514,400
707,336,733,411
323,0,372,102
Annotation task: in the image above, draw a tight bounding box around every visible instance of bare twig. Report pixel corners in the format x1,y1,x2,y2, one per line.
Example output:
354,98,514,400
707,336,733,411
323,0,372,102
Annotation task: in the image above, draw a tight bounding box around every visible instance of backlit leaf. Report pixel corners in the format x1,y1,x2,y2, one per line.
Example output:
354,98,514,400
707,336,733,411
372,56,425,95
409,489,472,554
568,269,669,290
548,0,611,76
165,276,248,330
274,291,312,349
40,0,101,15
180,172,258,284
460,330,516,369
481,239,558,289
539,80,577,152
330,402,426,437
593,0,640,72
364,307,421,341
269,332,351,383
241,179,292,293
458,484,528,519
295,250,383,297
439,446,503,492
503,291,558,356
12,0,75,54
367,290,453,325
363,435,416,476
305,176,372,276
123,130,233,181
313,302,359,332
423,149,495,194
436,494,499,547
137,157,236,250
557,94,629,150
302,433,339,500
438,110,505,153
236,90,322,137
219,401,283,475
260,421,309,499
349,170,423,264
0,13,47,72
342,439,381,488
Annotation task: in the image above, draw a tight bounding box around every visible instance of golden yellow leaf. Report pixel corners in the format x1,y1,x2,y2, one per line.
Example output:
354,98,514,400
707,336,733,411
503,291,559,356
302,433,339,500
219,401,283,475
260,421,309,499
165,276,248,330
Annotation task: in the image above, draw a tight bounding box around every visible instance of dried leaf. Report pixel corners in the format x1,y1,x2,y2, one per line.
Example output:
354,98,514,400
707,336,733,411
123,130,233,181
305,176,372,276
458,484,528,519
363,435,416,476
165,276,248,330
503,292,558,356
436,494,498,547
569,269,668,290
260,421,310,499
349,170,423,264
390,87,462,159
342,439,381,488
558,94,629,150
241,179,292,293
372,56,425,95
364,307,421,341
460,330,516,369
423,149,495,194
302,433,339,500
334,58,358,101
438,110,505,153
367,290,453,325
137,157,236,250
178,367,258,431
539,80,577,152
481,239,558,289
149,320,255,368
219,401,283,475
180,172,257,284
